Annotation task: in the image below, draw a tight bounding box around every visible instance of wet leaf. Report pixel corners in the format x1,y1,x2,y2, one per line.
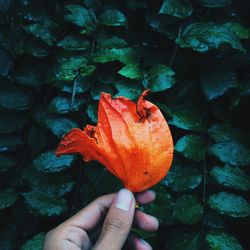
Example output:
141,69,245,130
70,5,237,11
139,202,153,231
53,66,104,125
92,47,137,64
34,110,78,137
0,189,19,210
168,107,205,131
99,9,127,26
23,190,68,216
200,65,238,100
206,231,243,250
142,187,175,224
86,101,98,123
159,0,193,19
208,123,245,143
65,4,96,34
176,22,245,52
208,192,250,217
56,56,87,81
118,65,143,79
48,95,86,114
173,195,204,224
148,64,176,92
209,141,250,166
210,165,250,191
21,233,45,250
0,89,33,111
57,35,90,51
175,135,205,161
113,80,143,99
32,150,75,173
24,20,57,46
162,164,202,192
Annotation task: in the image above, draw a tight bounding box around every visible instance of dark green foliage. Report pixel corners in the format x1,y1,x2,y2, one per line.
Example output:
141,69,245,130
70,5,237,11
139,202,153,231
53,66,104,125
0,0,250,249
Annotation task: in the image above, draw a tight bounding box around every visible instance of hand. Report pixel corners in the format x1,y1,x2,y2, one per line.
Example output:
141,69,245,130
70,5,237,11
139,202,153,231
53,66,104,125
43,189,158,250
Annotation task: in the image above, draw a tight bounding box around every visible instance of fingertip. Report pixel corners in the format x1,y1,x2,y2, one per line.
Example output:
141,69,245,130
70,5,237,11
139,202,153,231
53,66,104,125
134,210,159,232
135,190,156,205
128,235,152,250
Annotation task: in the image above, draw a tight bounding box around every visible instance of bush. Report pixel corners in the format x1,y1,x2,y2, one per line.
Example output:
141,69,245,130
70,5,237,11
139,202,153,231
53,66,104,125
0,0,250,249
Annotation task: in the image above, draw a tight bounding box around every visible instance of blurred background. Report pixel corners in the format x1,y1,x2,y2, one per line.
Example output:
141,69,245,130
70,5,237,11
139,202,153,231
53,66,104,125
0,0,250,249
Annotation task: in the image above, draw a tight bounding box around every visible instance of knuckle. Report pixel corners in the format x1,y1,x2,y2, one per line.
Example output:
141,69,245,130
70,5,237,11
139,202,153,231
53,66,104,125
103,217,129,233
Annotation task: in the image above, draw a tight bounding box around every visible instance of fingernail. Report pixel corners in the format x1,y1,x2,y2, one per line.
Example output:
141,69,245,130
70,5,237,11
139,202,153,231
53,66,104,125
140,239,151,248
115,189,133,212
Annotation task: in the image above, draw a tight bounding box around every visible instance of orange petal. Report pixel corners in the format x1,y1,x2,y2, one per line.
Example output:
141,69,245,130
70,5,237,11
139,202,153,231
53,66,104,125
56,128,120,178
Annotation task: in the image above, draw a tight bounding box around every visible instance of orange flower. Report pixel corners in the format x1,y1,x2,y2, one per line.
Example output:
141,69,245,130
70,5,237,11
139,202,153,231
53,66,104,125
56,90,173,192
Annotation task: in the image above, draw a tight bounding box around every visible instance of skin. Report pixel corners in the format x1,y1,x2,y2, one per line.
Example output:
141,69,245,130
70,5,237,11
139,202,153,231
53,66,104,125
43,189,158,250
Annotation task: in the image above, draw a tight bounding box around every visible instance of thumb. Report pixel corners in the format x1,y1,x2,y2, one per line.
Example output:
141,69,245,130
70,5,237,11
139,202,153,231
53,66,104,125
93,189,135,250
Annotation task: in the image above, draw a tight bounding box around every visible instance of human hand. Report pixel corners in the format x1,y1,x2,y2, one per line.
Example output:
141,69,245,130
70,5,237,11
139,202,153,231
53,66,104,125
43,189,158,250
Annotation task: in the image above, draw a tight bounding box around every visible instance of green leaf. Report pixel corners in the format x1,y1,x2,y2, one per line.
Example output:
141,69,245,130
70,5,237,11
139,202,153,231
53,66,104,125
99,9,127,26
0,135,24,153
56,56,87,81
21,233,45,250
175,135,205,161
86,102,98,123
148,64,176,92
48,95,86,114
65,4,96,34
97,35,128,49
24,19,57,46
32,150,75,173
198,0,233,8
142,186,175,224
173,195,204,224
162,163,202,192
166,229,202,250
210,165,250,191
24,38,50,58
223,22,250,40
176,22,245,53
57,35,90,51
159,0,193,19
23,190,68,216
118,65,143,79
0,154,17,173
206,231,243,250
209,141,250,166
0,89,33,111
86,163,122,194
208,123,245,143
0,111,28,134
168,107,205,131
15,67,43,87
23,168,74,196
114,80,143,99
0,189,19,210
34,110,78,137
92,47,137,64
54,75,92,94
200,65,238,100
208,192,250,217
79,65,96,77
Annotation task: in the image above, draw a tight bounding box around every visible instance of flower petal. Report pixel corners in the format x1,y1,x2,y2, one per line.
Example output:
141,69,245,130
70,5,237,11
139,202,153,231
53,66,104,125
56,128,120,177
